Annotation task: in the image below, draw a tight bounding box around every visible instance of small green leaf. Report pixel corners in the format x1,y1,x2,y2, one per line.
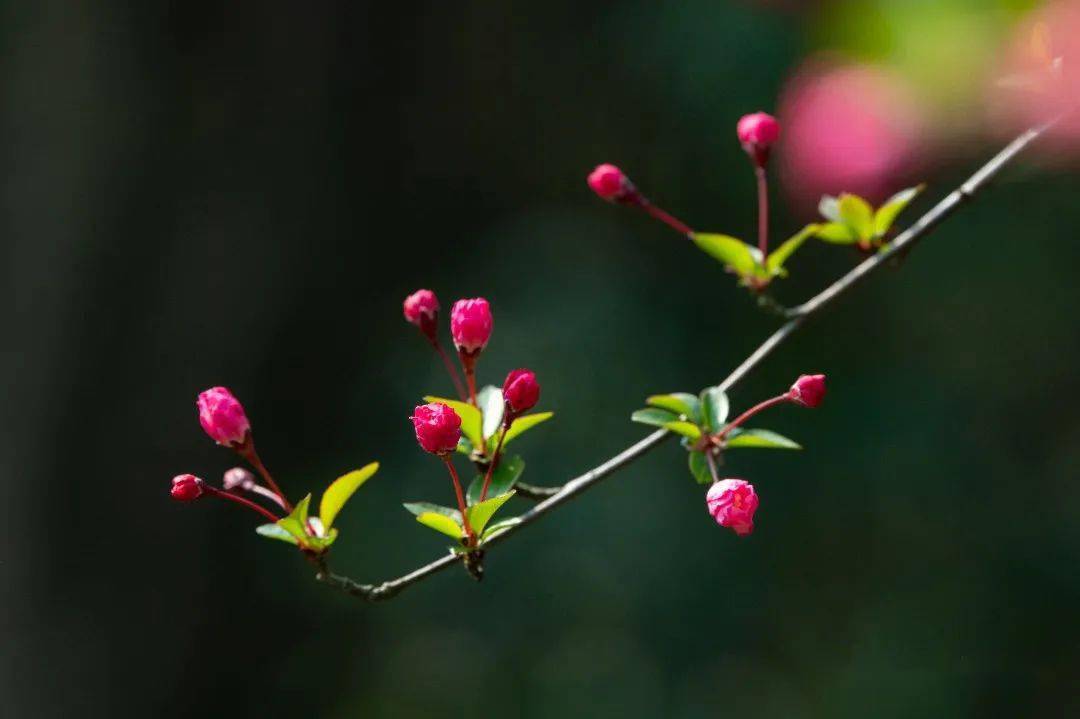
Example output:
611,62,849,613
725,428,802,450
319,462,378,530
481,517,520,542
466,455,525,506
663,421,702,440
477,385,505,440
256,523,299,545
766,224,820,277
838,194,874,241
275,493,313,545
403,501,463,524
873,184,924,238
818,195,841,222
688,452,713,485
416,511,464,539
815,222,858,244
691,233,759,277
456,435,474,456
423,396,483,450
646,393,700,422
498,412,554,448
465,491,515,536
699,386,730,432
631,407,679,428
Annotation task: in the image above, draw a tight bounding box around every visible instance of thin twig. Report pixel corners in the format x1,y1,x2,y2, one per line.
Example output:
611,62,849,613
314,117,1057,602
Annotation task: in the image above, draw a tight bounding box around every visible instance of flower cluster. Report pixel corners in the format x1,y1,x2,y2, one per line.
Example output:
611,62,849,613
402,290,549,565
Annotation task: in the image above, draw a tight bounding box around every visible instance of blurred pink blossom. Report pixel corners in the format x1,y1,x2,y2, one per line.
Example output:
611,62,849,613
778,60,924,207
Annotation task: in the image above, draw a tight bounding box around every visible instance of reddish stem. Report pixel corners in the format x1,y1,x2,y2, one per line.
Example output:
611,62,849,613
704,450,721,484
755,166,769,257
639,198,694,236
479,416,511,502
204,485,282,523
432,339,467,401
718,393,792,439
239,442,293,513
458,350,479,407
442,456,475,543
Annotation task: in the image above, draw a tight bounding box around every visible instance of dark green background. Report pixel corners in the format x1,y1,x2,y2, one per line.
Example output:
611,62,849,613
7,1,1079,717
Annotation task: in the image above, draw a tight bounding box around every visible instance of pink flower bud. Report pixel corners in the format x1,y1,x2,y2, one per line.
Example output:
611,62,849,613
411,402,463,454
403,289,440,341
790,374,826,408
706,479,758,536
737,112,781,166
587,163,634,202
222,467,256,491
450,298,493,354
171,474,205,502
503,368,540,416
197,386,251,448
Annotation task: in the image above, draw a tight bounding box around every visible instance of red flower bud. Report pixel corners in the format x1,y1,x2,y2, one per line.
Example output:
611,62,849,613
222,467,256,491
450,298,493,354
587,163,635,203
197,386,251,448
737,112,781,167
411,402,463,454
706,479,758,536
503,368,540,416
790,374,826,408
403,289,440,342
170,474,205,501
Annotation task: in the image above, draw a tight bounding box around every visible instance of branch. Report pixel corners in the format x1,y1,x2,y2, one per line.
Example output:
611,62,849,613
316,117,1058,602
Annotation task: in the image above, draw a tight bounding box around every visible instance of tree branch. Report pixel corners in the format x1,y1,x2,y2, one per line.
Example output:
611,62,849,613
316,116,1058,602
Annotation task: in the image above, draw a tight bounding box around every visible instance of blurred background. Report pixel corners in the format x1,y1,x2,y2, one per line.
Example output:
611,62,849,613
6,0,1080,716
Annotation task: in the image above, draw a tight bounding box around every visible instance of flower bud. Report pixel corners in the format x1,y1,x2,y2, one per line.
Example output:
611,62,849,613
450,298,493,354
197,386,251,448
222,467,256,491
411,402,463,454
705,479,758,536
503,368,540,417
403,289,440,342
587,163,635,203
789,374,826,408
736,112,781,167
171,474,205,502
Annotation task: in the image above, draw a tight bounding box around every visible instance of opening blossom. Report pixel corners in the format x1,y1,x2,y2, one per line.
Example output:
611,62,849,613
171,474,205,502
450,298,493,355
222,467,256,491
790,374,827,408
197,387,251,448
503,368,540,417
737,112,781,167
587,163,634,203
706,479,759,536
411,402,463,455
403,289,440,342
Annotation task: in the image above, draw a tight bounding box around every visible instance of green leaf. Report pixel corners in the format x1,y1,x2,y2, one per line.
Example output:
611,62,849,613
838,194,874,241
631,407,679,428
688,452,713,485
455,435,474,456
465,491,515,536
466,455,525,506
873,184,924,238
481,517,521,542
423,396,483,451
403,501,463,524
663,421,702,440
646,393,700,422
691,233,759,277
477,385,505,440
276,493,313,545
818,195,841,222
498,412,554,448
815,222,858,244
256,523,299,545
416,511,464,539
766,224,820,277
699,386,730,432
319,462,378,530
725,428,802,450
